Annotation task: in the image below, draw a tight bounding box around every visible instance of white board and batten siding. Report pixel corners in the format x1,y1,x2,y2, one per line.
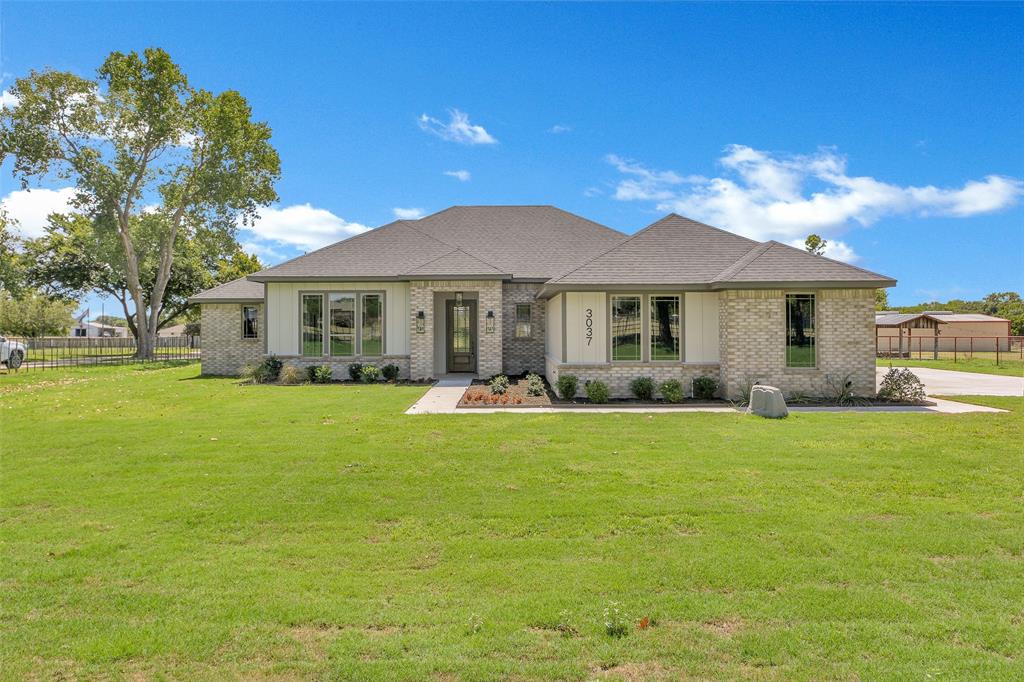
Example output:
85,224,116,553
265,281,410,356
545,294,563,363
564,292,607,363
559,291,719,364
683,292,720,363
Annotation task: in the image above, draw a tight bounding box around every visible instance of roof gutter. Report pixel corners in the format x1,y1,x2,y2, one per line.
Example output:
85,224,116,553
538,278,896,298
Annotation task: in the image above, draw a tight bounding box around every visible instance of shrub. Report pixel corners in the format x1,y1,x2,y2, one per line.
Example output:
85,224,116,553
824,372,866,406
381,363,401,382
556,374,578,400
878,367,926,403
278,365,306,385
260,355,283,382
692,375,719,400
585,379,610,404
659,379,684,403
310,365,333,384
630,376,655,401
525,373,545,397
489,374,510,395
603,601,629,638
360,365,381,383
239,362,271,385
347,362,364,381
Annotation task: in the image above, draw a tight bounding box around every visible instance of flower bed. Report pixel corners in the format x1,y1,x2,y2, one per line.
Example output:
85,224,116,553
458,377,553,407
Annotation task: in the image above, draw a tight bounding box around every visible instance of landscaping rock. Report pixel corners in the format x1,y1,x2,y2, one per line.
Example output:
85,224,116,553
747,385,788,418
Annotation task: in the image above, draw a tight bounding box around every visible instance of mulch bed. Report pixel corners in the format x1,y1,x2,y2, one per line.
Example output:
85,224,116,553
458,378,553,407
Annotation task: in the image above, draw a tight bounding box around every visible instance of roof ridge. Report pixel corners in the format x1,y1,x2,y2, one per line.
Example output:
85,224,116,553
711,240,774,282
546,213,673,283
665,213,759,245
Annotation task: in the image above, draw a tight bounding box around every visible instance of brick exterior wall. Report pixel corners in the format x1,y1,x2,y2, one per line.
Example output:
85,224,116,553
200,303,264,375
501,282,546,376
545,361,720,399
718,288,876,400
409,280,503,380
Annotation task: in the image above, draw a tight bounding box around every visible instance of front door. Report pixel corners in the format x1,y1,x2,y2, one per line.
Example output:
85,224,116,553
445,299,477,373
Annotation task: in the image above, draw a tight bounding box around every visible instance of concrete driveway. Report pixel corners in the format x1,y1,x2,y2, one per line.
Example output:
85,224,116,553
877,366,1024,397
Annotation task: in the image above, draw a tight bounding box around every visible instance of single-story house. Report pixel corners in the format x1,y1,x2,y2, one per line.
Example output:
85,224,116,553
71,316,127,338
191,206,895,399
876,311,1012,355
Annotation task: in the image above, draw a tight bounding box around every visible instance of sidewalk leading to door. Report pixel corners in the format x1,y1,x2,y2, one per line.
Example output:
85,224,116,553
405,375,474,414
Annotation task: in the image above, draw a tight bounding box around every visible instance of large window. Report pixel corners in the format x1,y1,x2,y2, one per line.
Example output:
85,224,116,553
242,305,259,339
301,294,323,356
611,295,642,361
786,293,816,367
329,294,355,356
515,303,532,338
302,291,383,357
361,294,383,357
650,296,680,360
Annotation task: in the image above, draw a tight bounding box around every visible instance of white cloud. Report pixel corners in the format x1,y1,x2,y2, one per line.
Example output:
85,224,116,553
0,89,18,109
444,169,471,182
1,187,77,238
392,207,425,220
786,237,859,263
549,124,572,134
418,109,497,145
583,186,603,198
241,203,370,252
606,145,1024,243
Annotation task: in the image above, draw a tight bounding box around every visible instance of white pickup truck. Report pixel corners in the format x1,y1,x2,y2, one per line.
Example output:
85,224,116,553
0,335,26,369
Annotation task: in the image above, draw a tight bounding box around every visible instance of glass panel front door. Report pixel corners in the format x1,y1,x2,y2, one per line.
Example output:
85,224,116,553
446,300,476,373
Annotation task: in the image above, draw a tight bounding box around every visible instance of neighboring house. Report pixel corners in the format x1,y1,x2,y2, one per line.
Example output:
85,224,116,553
71,315,127,338
876,311,1012,355
190,206,895,398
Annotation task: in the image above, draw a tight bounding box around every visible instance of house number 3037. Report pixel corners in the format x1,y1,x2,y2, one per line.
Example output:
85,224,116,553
584,308,593,345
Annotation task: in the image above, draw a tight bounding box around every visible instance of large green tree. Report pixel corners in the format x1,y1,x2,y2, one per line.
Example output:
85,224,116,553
24,212,262,339
0,48,279,357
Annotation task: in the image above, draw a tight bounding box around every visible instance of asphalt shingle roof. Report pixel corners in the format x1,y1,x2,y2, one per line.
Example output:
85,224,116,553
193,207,896,302
248,206,625,282
189,276,264,302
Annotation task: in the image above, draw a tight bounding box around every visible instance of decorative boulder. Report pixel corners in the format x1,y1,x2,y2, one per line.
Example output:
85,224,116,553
746,385,788,419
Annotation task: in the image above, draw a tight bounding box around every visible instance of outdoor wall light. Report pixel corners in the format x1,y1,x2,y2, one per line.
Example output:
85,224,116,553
485,310,495,334
416,310,425,334
455,292,463,304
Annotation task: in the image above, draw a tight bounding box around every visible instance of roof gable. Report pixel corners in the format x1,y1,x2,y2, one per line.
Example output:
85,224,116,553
549,214,758,285
189,276,264,302
717,240,894,285
403,249,507,278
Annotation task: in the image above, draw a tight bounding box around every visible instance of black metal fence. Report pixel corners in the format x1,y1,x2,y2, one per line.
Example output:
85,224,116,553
0,335,200,372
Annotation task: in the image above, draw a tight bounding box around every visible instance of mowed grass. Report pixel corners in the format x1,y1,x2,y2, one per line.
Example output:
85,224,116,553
878,356,1024,377
2,364,1022,680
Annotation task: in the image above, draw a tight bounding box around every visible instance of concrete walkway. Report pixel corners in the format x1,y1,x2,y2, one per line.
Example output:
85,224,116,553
405,375,474,414
876,366,1023,397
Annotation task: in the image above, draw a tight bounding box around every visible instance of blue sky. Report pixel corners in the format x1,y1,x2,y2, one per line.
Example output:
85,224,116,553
2,1,1022,315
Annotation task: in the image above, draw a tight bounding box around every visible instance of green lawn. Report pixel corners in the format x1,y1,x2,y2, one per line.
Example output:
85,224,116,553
878,356,1024,378
2,364,1022,680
